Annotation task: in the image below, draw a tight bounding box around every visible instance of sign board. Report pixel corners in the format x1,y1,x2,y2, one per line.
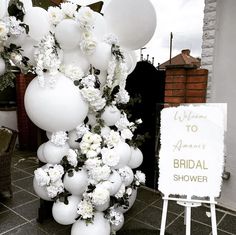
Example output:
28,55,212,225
158,104,226,197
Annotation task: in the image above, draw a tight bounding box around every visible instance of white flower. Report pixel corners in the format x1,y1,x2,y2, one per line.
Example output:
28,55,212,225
48,6,64,25
115,88,130,104
135,170,146,184
101,147,119,167
126,187,132,196
80,32,97,55
103,33,119,45
75,123,89,139
121,128,133,140
76,6,95,31
0,21,9,40
60,64,84,81
115,183,126,198
60,2,77,18
91,187,110,206
46,179,64,198
50,131,68,146
89,165,111,182
85,158,102,171
4,16,25,36
115,113,130,131
34,168,50,186
104,130,121,148
77,199,94,219
10,52,22,64
48,165,64,183
108,209,123,226
90,97,106,111
118,166,133,184
81,87,101,102
135,119,143,125
67,149,78,167
81,74,96,88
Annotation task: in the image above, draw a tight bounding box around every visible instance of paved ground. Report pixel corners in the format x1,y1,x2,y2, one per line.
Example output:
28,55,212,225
0,151,235,235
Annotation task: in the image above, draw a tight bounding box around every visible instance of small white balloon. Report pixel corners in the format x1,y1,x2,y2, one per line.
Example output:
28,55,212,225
37,143,47,163
95,198,110,212
128,147,143,169
21,0,33,10
24,72,89,132
63,169,88,196
71,212,111,235
101,105,121,127
68,130,80,149
108,170,122,195
113,142,131,169
55,19,81,50
33,176,52,201
24,7,50,41
0,57,6,76
43,141,70,164
111,211,124,231
118,189,137,213
62,48,90,73
120,166,134,186
88,42,112,71
52,195,81,225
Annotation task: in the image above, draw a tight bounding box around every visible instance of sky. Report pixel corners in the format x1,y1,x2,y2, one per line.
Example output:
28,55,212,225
145,0,205,65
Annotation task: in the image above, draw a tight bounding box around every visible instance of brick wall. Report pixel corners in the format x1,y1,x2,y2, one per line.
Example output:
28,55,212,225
164,65,208,105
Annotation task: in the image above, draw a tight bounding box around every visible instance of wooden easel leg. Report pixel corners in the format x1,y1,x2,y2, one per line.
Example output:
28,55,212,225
160,199,169,235
210,203,217,235
185,205,191,235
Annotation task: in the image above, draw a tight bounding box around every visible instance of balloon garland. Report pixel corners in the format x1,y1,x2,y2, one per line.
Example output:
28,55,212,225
0,0,156,234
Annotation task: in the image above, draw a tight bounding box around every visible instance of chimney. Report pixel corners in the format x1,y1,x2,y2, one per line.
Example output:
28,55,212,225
181,49,190,56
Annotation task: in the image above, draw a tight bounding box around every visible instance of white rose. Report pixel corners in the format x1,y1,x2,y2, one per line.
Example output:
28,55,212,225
48,165,64,183
115,183,126,198
101,148,120,167
48,6,64,25
121,128,133,140
92,187,110,206
34,168,50,186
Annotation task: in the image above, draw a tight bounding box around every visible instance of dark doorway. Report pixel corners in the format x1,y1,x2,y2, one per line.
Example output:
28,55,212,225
126,61,165,189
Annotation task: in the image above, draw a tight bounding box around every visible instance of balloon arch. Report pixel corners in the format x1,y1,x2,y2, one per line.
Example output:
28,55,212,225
0,0,156,234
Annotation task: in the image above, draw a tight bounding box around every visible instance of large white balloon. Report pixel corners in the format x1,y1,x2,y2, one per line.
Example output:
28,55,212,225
55,19,81,50
52,195,81,225
68,130,80,149
113,142,131,169
21,0,33,10
0,57,6,76
123,51,138,74
103,0,156,50
24,72,89,132
71,212,111,235
0,0,9,19
62,48,90,73
108,170,122,195
20,37,37,65
88,42,112,71
33,176,52,201
24,7,50,41
92,12,108,41
128,147,143,169
43,141,70,164
37,143,47,163
63,169,88,196
101,105,121,127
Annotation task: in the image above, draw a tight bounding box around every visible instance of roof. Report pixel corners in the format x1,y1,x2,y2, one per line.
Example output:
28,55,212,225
158,49,201,69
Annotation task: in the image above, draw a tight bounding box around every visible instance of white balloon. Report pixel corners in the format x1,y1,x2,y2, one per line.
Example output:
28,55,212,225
71,212,111,235
68,130,80,149
33,176,52,201
46,131,52,140
52,195,81,225
24,72,89,132
108,170,122,195
88,42,112,71
120,166,134,186
55,19,81,50
63,169,88,196
0,0,9,19
0,57,6,76
118,189,137,213
21,0,33,10
101,105,121,127
128,147,143,169
111,211,124,231
62,48,90,73
20,37,37,65
6,33,27,47
104,0,156,50
95,198,110,212
37,143,47,163
113,142,131,169
43,141,70,164
24,7,50,41
92,12,108,41
123,51,138,74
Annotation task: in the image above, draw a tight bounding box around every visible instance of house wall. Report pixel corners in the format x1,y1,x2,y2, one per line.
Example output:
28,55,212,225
202,0,236,210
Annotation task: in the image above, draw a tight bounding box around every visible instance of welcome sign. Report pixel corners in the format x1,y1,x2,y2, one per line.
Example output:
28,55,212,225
158,104,226,197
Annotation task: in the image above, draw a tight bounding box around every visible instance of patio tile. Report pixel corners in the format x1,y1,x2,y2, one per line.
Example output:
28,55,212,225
218,214,236,234
153,199,184,215
11,169,32,182
125,199,148,218
137,187,161,204
13,176,36,195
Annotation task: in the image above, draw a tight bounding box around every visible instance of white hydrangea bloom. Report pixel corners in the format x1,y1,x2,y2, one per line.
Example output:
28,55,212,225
77,199,94,219
81,74,96,88
103,130,121,148
89,165,111,182
75,6,95,31
50,131,68,146
48,6,64,25
115,88,130,104
34,168,50,186
80,32,97,55
48,165,64,183
60,64,84,81
4,16,25,36
91,187,110,206
84,157,102,171
101,147,120,167
75,123,89,139
60,2,77,18
67,149,78,167
46,179,64,198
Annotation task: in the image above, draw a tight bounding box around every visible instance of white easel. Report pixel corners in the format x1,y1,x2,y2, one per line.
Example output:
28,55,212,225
160,195,218,235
